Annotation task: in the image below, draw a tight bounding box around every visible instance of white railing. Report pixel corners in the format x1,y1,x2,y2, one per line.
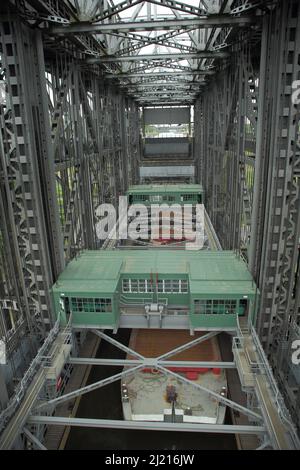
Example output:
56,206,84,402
39,315,72,369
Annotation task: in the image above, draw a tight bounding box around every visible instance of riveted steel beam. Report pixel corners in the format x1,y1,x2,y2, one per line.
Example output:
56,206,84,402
106,71,214,78
50,15,256,35
27,416,266,435
88,51,229,64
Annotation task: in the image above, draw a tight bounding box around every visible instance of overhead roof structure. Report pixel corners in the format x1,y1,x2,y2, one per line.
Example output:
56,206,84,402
7,0,272,105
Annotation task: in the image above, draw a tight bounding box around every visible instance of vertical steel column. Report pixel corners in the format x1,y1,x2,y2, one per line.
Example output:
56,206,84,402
194,45,257,251
0,20,64,335
248,16,272,275
244,0,300,428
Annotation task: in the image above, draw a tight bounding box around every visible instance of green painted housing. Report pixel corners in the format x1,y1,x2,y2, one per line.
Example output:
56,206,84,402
126,184,204,205
52,250,258,330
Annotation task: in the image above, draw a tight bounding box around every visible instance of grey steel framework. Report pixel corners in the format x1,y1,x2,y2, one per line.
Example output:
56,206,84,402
0,0,300,449
194,0,300,429
1,326,299,450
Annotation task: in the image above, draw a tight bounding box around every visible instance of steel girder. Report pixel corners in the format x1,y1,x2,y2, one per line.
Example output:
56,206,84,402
31,329,263,423
69,357,236,368
50,16,256,35
247,0,300,429
194,45,258,251
11,2,262,106
0,11,141,356
87,51,230,63
194,0,300,432
46,57,141,258
0,20,64,338
122,82,203,88
27,416,266,435
106,71,213,78
90,0,207,23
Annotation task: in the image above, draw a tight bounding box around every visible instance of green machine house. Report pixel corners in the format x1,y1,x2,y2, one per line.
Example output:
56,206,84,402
52,250,258,331
126,184,204,205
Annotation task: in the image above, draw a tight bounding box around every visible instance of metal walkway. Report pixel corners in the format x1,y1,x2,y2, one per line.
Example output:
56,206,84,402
233,318,300,449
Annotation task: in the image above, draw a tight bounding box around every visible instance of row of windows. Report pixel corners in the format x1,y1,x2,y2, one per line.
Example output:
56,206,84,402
122,279,188,294
133,195,176,203
158,279,188,293
194,299,240,315
122,279,153,293
70,297,112,313
132,194,199,203
182,194,198,201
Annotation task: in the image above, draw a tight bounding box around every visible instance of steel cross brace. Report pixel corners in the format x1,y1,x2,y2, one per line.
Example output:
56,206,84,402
92,329,144,359
33,365,143,411
50,16,255,35
157,366,263,422
22,427,47,450
27,416,266,435
68,357,236,368
91,0,207,23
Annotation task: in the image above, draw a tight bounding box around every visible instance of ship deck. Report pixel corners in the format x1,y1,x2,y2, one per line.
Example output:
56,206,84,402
128,330,220,362
123,330,227,424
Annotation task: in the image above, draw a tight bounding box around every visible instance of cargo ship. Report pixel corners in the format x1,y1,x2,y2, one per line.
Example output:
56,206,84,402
121,329,227,424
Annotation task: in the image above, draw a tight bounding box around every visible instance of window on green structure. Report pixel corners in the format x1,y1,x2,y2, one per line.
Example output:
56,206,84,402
156,279,188,293
131,280,138,292
122,280,130,293
182,194,196,202
147,280,153,292
150,195,161,202
181,280,188,293
122,279,154,293
168,195,175,202
95,298,112,313
122,278,187,294
138,279,146,293
172,280,180,292
136,195,150,202
157,280,164,293
194,299,205,314
71,297,83,312
194,299,237,314
224,300,237,314
70,297,112,313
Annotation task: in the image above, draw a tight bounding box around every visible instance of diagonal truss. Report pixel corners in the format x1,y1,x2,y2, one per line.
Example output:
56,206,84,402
37,0,267,105
90,0,208,23
38,328,264,422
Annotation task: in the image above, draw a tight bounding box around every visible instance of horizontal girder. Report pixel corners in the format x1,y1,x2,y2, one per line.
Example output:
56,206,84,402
107,71,213,78
88,51,229,63
50,15,256,35
121,84,204,89
27,416,266,435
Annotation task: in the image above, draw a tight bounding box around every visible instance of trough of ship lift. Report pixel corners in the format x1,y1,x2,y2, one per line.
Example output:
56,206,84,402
121,329,227,425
